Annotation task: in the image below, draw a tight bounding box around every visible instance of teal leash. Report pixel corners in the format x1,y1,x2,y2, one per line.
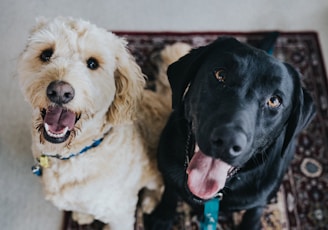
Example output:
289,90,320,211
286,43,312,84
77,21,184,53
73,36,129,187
201,193,223,230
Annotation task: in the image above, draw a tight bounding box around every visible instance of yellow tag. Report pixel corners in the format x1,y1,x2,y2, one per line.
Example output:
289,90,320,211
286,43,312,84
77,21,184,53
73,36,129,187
39,156,49,168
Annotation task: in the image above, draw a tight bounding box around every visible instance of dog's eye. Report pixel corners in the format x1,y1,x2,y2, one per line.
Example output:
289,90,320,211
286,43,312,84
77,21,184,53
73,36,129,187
87,57,99,70
214,68,226,83
40,49,53,62
267,96,282,109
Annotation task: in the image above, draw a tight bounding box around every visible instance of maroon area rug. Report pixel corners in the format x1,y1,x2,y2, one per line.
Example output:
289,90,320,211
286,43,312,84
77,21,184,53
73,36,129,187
63,32,328,230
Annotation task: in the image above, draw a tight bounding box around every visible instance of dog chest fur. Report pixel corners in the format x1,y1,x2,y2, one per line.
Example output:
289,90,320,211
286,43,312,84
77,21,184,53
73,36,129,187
40,125,149,220
17,17,190,229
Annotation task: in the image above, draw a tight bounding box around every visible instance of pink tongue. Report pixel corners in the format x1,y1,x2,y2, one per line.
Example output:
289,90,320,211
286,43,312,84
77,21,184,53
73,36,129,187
186,148,231,200
44,106,76,133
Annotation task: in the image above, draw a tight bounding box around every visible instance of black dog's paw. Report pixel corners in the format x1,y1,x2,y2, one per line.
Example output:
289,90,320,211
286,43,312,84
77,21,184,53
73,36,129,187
143,213,173,230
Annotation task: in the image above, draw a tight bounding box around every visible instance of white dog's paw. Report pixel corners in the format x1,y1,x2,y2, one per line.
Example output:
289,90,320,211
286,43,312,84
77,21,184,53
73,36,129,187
72,211,95,225
141,196,157,214
140,188,164,214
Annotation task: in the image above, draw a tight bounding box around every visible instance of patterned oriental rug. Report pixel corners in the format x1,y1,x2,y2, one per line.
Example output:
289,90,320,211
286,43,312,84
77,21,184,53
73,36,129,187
63,32,328,230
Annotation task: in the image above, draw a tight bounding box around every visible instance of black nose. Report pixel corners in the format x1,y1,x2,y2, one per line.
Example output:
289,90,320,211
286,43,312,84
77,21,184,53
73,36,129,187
46,81,75,104
211,127,247,157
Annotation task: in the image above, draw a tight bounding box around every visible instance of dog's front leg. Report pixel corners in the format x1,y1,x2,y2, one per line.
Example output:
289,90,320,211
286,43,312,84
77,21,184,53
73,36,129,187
144,185,178,230
238,206,264,230
72,211,94,225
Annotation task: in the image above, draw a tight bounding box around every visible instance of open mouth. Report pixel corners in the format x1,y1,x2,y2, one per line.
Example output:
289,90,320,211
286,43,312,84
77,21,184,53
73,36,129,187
185,143,237,201
41,106,79,144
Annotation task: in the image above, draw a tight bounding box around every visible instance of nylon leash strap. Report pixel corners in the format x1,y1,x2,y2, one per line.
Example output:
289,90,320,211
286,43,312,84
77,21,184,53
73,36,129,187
201,197,220,230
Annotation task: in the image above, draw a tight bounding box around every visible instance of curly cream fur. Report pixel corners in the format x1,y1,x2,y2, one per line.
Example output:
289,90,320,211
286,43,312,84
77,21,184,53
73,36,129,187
18,17,189,229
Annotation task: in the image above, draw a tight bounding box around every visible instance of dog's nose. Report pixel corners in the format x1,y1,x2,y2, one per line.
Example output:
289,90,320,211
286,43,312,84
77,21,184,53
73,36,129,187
46,81,75,104
211,127,247,157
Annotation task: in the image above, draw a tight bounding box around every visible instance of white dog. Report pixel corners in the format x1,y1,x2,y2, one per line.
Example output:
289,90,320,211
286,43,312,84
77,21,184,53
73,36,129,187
18,17,189,229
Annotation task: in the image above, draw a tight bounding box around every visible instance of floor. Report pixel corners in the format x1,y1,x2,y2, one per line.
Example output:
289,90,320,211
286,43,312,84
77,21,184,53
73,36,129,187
1,0,327,229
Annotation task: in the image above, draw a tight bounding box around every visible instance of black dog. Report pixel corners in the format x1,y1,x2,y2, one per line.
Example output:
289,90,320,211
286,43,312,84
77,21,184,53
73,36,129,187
146,37,316,229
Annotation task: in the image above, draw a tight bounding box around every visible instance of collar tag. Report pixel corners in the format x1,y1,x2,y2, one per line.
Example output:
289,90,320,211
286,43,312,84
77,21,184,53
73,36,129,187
201,197,220,230
39,155,49,168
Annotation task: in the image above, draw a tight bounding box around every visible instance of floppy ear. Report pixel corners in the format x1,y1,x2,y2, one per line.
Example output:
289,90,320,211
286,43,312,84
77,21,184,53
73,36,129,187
167,46,207,111
107,37,146,124
168,36,241,111
281,64,316,156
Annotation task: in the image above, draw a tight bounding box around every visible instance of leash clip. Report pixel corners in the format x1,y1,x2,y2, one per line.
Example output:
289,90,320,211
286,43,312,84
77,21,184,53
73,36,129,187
31,163,42,176
216,192,223,201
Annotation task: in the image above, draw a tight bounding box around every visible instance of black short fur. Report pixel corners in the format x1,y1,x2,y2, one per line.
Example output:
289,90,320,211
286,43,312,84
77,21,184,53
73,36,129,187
145,37,315,229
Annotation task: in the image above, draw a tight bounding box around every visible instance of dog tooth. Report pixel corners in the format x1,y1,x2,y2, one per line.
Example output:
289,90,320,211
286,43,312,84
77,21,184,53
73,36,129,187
44,124,68,138
45,123,50,132
62,127,68,135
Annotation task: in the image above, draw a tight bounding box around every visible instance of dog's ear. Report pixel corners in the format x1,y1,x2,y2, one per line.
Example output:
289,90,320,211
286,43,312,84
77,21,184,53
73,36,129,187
281,63,316,156
107,36,146,124
167,46,208,111
168,37,239,111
